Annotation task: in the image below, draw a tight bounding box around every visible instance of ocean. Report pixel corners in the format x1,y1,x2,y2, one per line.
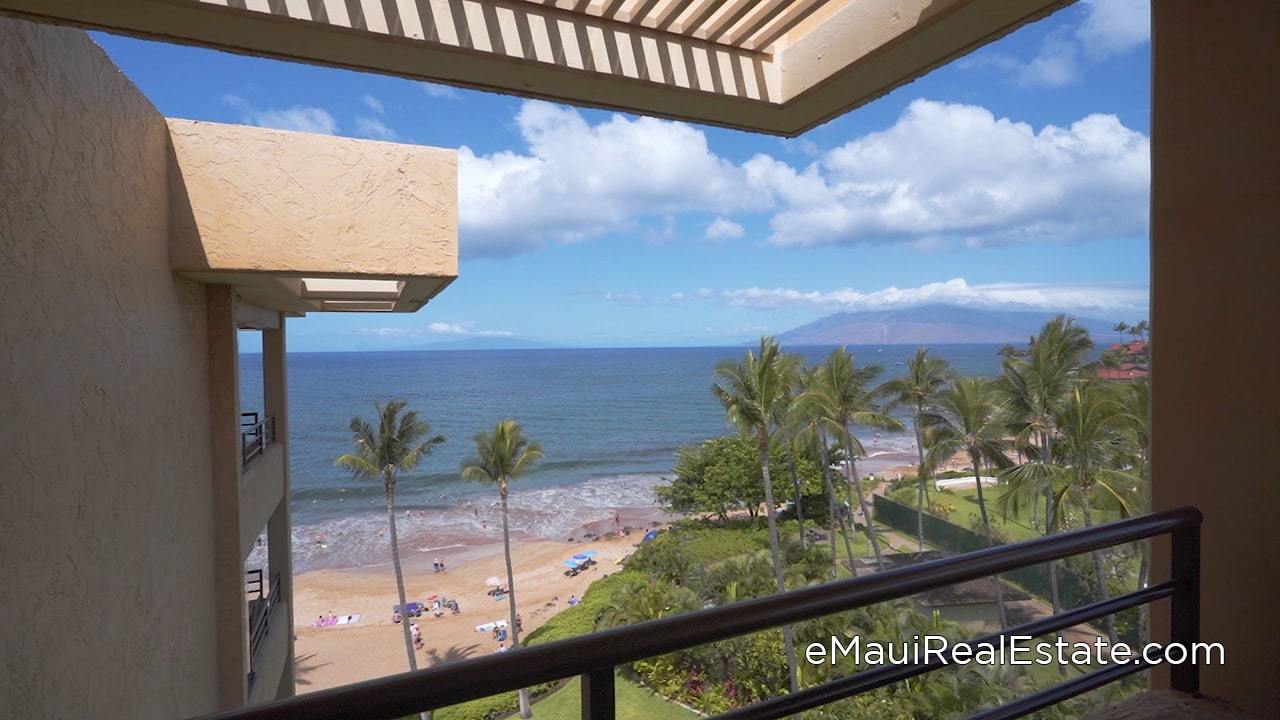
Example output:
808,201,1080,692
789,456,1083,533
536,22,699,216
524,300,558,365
239,345,1009,572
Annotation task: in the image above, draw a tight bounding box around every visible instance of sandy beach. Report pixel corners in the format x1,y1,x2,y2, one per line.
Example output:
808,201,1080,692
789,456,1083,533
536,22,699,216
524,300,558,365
293,523,644,692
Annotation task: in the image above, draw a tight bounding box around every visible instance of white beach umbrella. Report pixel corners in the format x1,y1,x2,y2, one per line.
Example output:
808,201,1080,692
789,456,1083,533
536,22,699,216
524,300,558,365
485,576,502,587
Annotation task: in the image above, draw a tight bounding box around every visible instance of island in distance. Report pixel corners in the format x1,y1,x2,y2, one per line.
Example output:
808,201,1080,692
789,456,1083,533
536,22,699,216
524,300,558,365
776,304,1130,346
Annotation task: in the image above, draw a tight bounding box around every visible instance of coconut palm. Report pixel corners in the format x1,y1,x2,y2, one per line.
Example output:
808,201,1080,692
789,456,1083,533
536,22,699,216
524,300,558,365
712,336,801,693
461,420,544,718
997,316,1094,625
1048,383,1145,644
920,377,1014,627
778,359,810,550
336,401,445,678
819,347,902,571
792,366,857,579
877,348,954,551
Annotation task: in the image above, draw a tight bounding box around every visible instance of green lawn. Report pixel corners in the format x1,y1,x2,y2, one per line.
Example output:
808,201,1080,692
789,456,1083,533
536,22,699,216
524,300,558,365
531,672,698,720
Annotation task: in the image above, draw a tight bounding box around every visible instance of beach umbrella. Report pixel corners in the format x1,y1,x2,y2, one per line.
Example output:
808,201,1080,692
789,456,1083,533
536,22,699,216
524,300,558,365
485,576,502,586
563,559,583,568
579,549,598,558
571,554,590,563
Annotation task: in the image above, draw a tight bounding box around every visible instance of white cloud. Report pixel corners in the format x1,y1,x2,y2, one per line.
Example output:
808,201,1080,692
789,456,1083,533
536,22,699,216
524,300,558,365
967,0,1149,88
704,217,745,240
362,94,385,114
754,99,1149,248
421,82,461,99
354,116,398,140
458,101,759,256
600,291,644,303
223,95,338,135
1077,0,1150,59
427,322,513,337
690,278,1148,314
361,327,418,338
1014,32,1080,88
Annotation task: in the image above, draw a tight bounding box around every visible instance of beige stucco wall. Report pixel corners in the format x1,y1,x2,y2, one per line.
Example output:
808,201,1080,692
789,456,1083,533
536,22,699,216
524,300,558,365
168,119,457,280
0,17,221,720
1148,1,1280,716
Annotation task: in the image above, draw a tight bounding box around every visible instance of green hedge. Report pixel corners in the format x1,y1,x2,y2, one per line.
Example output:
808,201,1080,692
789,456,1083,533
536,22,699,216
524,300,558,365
873,494,1093,609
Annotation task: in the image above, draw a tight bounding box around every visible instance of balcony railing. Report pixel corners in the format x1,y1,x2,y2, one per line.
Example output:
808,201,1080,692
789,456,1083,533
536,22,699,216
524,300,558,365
248,572,282,674
240,412,276,466
187,507,1201,720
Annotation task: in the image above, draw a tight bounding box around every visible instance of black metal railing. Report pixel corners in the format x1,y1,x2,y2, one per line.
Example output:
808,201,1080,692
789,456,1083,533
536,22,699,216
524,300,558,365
188,507,1201,720
241,413,276,466
248,572,282,672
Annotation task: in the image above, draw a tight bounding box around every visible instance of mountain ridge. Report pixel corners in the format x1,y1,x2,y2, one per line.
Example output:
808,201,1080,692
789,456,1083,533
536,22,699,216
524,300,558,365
776,304,1132,346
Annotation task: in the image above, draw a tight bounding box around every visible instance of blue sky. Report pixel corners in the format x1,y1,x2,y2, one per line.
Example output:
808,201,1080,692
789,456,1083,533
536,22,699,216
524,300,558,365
96,0,1152,352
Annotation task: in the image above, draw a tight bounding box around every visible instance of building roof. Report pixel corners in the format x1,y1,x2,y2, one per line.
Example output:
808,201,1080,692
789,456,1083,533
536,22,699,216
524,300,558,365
2,0,1074,136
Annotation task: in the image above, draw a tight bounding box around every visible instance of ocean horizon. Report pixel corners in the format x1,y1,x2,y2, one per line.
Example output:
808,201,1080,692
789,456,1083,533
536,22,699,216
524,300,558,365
240,344,1015,572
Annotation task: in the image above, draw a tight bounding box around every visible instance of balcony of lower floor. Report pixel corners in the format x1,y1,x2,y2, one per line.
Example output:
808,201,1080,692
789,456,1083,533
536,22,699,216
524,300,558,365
244,571,291,705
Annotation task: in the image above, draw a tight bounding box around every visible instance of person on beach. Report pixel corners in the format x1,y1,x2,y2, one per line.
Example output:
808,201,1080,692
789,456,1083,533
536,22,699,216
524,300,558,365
567,595,579,606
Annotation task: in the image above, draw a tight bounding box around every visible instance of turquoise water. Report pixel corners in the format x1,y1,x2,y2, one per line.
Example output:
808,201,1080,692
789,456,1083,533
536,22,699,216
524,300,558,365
239,345,1008,570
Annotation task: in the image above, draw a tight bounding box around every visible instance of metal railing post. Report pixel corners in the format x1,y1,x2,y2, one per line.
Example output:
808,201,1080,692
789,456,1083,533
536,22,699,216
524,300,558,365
580,668,615,720
1169,523,1201,695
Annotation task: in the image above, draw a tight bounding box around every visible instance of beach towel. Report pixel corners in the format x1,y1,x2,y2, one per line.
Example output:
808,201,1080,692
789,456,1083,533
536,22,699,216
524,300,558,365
474,620,508,632
335,614,361,626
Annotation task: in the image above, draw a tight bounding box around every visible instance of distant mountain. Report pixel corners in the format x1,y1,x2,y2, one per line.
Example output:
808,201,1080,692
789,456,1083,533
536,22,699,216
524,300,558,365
408,336,557,351
777,305,1127,346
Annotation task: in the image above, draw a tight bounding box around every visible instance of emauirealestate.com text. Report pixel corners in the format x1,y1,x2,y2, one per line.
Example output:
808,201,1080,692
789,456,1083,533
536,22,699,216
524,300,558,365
805,636,1225,667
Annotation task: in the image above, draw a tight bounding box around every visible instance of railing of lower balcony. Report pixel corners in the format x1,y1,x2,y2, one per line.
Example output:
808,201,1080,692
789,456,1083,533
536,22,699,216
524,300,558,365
247,572,282,677
188,507,1201,720
240,412,276,466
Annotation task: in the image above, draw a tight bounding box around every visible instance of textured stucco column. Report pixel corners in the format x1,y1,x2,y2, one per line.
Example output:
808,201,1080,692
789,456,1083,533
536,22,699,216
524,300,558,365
207,285,248,708
263,317,295,698
1148,1,1280,715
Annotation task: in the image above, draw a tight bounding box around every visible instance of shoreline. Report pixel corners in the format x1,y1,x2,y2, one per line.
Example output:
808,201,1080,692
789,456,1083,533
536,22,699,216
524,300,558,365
293,528,647,692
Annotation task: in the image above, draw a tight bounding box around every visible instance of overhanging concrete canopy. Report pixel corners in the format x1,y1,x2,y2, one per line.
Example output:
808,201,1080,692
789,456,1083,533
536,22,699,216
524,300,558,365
167,119,457,314
3,0,1072,136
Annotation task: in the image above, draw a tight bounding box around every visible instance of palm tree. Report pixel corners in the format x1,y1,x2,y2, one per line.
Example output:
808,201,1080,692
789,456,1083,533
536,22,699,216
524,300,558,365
712,336,801,693
792,366,857,579
1050,383,1145,644
1112,321,1130,341
461,420,544,719
778,359,810,550
919,377,1013,627
997,316,1094,626
336,401,445,678
877,348,954,551
819,347,902,571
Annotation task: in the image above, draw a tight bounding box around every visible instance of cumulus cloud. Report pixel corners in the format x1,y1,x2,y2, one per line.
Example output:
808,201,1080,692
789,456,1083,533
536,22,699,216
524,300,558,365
421,82,461,99
354,116,398,140
1077,0,1150,59
690,278,1148,314
753,99,1149,248
458,101,759,256
223,95,338,134
427,322,513,337
965,0,1149,88
705,217,745,240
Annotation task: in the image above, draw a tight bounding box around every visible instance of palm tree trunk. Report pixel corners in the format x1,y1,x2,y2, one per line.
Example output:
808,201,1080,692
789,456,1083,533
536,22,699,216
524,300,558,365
912,410,927,552
494,486,529,712
759,441,799,694
970,454,1007,629
500,489,532,718
818,430,853,579
385,479,419,672
1040,430,1064,676
1079,496,1117,644
785,443,807,550
842,429,883,571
